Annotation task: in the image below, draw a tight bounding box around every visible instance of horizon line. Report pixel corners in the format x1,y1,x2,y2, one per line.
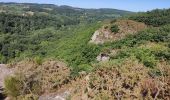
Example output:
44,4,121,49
0,2,169,12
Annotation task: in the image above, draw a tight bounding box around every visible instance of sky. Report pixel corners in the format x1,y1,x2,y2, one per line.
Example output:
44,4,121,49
0,0,170,12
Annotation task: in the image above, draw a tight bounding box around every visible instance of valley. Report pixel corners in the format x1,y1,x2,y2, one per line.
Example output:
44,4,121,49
0,2,170,100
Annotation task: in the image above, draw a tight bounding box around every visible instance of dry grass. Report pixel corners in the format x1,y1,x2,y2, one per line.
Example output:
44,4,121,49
61,58,170,100
6,58,170,100
7,58,70,97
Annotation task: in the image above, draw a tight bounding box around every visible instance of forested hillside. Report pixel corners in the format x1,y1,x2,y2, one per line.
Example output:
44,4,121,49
129,9,170,26
0,3,132,64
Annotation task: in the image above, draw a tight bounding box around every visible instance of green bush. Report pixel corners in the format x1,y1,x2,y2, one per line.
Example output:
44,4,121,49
110,25,119,33
34,56,43,65
104,26,109,29
113,48,157,68
78,64,93,72
103,24,170,50
71,64,93,77
81,44,101,63
4,76,23,98
129,9,170,27
135,48,157,68
0,54,5,63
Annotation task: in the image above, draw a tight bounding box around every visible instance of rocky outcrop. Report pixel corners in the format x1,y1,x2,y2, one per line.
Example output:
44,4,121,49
89,30,104,44
89,19,147,44
97,53,110,62
89,29,112,44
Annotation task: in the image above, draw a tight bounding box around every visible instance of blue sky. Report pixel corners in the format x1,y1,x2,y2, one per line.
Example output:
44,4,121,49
0,0,170,12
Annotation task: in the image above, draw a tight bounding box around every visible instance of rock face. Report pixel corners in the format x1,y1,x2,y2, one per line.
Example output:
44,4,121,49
89,30,104,44
97,53,110,62
89,29,111,44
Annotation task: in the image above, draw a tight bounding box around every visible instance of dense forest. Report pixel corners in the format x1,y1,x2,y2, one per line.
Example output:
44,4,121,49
0,3,170,100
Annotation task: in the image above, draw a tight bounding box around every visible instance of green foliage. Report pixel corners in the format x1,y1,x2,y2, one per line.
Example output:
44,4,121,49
0,2,170,74
135,48,157,68
34,56,43,65
0,53,5,63
110,25,119,33
81,44,101,63
148,69,162,77
0,22,101,74
4,76,23,97
50,23,101,75
0,2,130,64
148,43,170,61
113,48,157,68
71,64,93,77
129,9,170,27
154,50,170,61
78,64,93,73
103,24,170,50
104,24,170,67
103,24,170,67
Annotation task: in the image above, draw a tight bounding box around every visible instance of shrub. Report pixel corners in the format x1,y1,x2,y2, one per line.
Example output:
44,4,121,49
110,25,119,33
0,54,5,63
129,9,170,27
133,48,157,68
4,76,23,98
110,19,117,24
141,55,156,68
78,64,93,72
34,56,43,65
81,44,101,63
104,26,109,29
71,64,93,77
113,48,157,68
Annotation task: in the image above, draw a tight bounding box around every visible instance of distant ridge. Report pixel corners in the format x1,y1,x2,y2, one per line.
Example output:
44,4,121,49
0,2,133,13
